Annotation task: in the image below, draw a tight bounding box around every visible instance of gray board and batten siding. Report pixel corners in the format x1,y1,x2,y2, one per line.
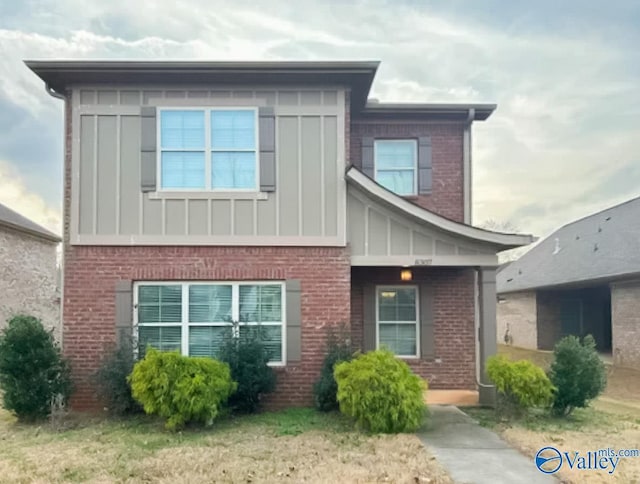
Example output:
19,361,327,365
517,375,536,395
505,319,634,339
71,87,346,246
346,183,499,267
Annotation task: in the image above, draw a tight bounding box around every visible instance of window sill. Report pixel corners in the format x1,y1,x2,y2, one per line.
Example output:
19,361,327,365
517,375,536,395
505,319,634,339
149,191,269,200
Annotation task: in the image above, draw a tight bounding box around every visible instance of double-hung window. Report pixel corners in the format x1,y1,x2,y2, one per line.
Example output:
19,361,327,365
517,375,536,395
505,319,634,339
159,108,258,191
374,140,417,196
136,282,284,364
376,286,419,357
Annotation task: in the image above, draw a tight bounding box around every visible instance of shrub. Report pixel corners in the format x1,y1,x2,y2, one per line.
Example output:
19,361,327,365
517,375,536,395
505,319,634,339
549,335,606,416
334,349,426,433
0,315,72,421
218,326,276,414
486,355,554,416
313,326,353,411
93,342,141,415
129,348,236,430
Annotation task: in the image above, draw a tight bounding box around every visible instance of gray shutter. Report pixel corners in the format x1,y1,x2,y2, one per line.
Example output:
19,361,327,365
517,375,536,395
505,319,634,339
259,106,276,192
361,137,375,179
115,280,134,349
140,106,157,192
363,284,376,351
285,279,302,362
418,137,432,194
419,283,435,358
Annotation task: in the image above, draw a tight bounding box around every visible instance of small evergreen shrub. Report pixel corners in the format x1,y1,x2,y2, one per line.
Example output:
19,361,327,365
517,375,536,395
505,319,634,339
486,355,554,416
129,348,236,430
218,327,276,413
0,315,72,421
549,335,606,416
334,349,426,433
313,326,353,411
93,342,141,415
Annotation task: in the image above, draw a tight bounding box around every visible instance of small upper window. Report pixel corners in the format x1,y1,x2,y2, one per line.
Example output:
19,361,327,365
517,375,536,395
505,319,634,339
159,108,258,191
374,140,417,196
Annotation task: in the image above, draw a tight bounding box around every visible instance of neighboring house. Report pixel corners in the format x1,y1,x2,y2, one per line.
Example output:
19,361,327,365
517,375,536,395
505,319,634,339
497,197,640,369
0,202,61,335
27,60,532,409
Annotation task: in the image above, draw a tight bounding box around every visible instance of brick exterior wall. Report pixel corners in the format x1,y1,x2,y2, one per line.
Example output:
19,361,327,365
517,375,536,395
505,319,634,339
611,280,640,370
63,246,351,409
349,119,465,222
0,227,59,337
497,291,537,350
351,266,477,390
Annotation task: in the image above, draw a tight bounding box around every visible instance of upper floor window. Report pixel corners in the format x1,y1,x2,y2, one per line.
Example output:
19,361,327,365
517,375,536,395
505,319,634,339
374,140,417,196
159,108,258,191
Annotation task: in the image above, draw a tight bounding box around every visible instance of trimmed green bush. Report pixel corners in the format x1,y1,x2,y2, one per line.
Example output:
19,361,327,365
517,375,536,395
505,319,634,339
218,327,276,413
487,355,554,416
549,335,606,416
334,349,426,433
0,315,72,421
129,349,236,430
313,327,353,411
93,342,141,415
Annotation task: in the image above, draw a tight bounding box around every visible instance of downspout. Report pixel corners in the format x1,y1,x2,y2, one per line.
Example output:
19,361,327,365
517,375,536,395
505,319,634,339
474,268,494,389
462,108,474,225
44,82,66,348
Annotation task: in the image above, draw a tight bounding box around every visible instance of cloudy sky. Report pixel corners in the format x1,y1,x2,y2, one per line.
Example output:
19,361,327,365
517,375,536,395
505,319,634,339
0,0,638,240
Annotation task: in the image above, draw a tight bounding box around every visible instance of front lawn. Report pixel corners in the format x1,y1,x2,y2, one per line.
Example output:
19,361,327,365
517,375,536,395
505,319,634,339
0,408,452,483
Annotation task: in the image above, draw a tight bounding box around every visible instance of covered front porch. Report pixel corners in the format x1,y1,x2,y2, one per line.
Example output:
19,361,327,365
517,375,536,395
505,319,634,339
346,168,534,405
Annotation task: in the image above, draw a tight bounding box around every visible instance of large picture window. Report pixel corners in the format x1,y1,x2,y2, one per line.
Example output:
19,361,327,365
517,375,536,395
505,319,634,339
376,286,419,357
159,108,258,191
135,282,284,364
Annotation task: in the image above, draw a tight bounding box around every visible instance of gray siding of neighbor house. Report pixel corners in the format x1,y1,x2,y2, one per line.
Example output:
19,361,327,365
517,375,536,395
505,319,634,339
497,291,538,350
71,87,345,246
0,227,59,338
346,185,498,266
611,280,640,370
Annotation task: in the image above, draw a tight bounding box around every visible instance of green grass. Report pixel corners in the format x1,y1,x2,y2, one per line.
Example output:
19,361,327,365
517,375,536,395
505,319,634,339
462,404,628,433
215,407,353,436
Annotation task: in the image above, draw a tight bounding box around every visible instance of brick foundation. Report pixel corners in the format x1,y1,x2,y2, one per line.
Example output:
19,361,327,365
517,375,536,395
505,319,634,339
351,266,477,390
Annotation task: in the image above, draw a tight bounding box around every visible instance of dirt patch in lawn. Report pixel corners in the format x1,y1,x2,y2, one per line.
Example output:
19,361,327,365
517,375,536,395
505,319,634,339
466,407,640,484
0,408,452,484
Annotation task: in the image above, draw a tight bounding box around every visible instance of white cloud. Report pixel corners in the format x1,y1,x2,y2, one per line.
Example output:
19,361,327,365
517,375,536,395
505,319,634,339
0,160,62,234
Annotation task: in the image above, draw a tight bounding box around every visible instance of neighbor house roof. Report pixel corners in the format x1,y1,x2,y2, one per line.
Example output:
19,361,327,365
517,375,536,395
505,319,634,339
25,60,495,119
498,196,640,293
0,202,61,243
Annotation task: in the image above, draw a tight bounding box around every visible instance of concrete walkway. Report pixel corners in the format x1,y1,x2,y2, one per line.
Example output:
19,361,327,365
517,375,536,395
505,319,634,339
418,406,555,484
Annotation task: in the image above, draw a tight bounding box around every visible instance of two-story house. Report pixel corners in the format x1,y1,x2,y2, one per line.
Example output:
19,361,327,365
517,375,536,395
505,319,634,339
27,60,532,409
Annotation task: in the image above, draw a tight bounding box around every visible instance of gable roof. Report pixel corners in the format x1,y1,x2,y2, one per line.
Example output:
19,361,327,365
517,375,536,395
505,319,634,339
0,202,61,243
346,167,534,250
25,60,495,119
498,196,640,293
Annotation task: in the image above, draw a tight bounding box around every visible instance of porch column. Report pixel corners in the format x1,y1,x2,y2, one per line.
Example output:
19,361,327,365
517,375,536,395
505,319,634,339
478,267,497,406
